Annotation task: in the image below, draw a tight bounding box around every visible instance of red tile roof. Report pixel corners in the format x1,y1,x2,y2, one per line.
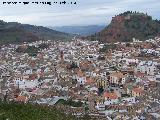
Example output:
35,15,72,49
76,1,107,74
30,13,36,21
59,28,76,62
86,77,94,84
15,96,27,102
132,87,144,93
135,72,145,77
103,92,118,99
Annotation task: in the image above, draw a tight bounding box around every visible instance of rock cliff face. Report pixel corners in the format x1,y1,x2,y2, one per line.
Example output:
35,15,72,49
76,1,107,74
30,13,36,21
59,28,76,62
87,11,160,43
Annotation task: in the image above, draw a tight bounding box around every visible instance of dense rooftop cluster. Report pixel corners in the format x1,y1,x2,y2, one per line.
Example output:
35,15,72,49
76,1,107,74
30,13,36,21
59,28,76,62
0,37,160,119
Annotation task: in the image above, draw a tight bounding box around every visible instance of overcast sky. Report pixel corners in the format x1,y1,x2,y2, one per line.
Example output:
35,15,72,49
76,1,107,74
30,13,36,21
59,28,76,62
0,0,160,26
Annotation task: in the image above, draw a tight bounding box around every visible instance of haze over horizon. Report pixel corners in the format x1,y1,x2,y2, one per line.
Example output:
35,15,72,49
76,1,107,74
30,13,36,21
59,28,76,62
0,0,160,26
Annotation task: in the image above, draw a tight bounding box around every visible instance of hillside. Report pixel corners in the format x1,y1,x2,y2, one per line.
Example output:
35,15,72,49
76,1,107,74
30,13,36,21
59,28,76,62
87,11,160,43
0,102,91,120
50,25,105,36
0,20,72,45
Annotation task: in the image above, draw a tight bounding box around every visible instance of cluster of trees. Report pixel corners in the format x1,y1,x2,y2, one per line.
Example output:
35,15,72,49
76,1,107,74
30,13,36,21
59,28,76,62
118,11,148,16
98,86,104,95
0,101,76,120
124,12,160,40
38,43,49,50
26,46,40,56
0,101,94,120
99,44,116,53
16,43,50,56
16,46,40,56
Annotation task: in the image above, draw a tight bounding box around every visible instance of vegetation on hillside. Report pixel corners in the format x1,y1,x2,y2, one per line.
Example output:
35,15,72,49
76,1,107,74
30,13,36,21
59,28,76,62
56,99,83,107
0,20,72,45
0,101,75,120
0,101,93,120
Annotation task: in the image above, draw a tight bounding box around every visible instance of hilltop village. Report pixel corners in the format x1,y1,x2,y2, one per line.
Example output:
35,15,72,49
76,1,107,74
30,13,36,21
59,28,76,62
1,37,160,120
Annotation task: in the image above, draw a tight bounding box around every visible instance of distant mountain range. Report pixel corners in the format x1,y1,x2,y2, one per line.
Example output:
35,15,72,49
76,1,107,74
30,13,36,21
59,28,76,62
0,20,72,45
86,11,160,43
50,25,105,36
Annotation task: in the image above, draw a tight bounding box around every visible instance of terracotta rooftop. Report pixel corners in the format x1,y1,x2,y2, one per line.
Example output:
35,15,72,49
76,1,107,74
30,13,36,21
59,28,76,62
135,72,145,77
132,87,144,93
86,77,94,85
15,95,27,102
103,92,118,99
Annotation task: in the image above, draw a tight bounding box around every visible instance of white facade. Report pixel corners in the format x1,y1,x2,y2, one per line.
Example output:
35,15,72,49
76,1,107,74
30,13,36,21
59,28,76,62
14,79,39,89
77,76,86,85
135,61,157,75
104,99,119,105
95,103,105,111
121,97,136,104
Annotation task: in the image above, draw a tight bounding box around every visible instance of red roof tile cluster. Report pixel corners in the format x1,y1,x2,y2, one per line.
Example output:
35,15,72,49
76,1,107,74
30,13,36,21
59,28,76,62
86,77,94,85
132,87,144,93
135,72,145,77
103,92,118,99
15,96,27,102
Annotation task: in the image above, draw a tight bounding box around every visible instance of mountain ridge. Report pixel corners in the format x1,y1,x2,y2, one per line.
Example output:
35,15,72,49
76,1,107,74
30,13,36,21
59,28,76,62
0,20,72,45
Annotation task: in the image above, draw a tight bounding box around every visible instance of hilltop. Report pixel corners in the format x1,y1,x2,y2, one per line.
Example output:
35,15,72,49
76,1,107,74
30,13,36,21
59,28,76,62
86,11,160,42
0,20,72,45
